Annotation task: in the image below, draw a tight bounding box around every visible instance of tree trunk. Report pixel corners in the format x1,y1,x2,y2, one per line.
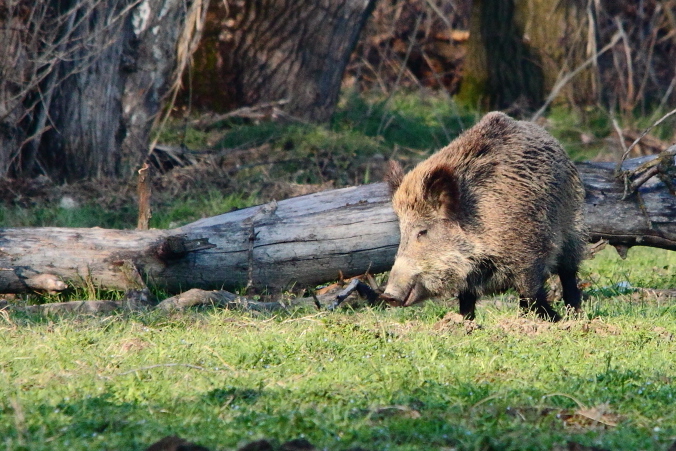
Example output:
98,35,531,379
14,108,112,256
458,0,545,113
1,156,675,294
0,0,206,182
216,0,377,122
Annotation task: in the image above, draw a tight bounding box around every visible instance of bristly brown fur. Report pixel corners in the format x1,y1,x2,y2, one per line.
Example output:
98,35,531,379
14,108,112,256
384,111,586,321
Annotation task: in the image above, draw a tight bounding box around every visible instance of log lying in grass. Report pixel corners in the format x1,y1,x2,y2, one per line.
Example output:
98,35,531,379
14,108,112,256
581,154,676,252
0,183,398,294
0,155,674,295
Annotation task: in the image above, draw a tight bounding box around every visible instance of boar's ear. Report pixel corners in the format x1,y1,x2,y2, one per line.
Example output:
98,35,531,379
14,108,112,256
423,165,459,217
386,160,405,194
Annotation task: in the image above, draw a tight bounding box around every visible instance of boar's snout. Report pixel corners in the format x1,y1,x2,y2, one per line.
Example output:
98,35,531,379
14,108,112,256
383,257,428,307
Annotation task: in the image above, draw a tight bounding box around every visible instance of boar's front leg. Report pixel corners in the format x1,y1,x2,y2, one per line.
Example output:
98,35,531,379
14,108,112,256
458,290,477,320
517,268,562,322
518,285,561,322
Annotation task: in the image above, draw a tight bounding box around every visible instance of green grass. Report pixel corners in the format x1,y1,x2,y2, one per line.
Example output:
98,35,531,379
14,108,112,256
0,191,256,230
0,204,139,229
1,248,675,450
2,92,675,449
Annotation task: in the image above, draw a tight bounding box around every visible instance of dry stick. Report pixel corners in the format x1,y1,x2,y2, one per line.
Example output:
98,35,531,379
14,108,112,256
376,13,423,136
137,162,151,230
611,118,629,157
652,76,676,122
189,99,290,129
634,12,659,106
621,145,676,199
614,17,635,111
146,0,209,158
615,107,676,174
420,51,459,140
531,32,621,122
424,0,453,30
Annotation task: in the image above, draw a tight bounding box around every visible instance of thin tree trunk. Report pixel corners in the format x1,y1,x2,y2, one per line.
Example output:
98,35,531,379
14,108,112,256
226,0,377,122
1,156,675,294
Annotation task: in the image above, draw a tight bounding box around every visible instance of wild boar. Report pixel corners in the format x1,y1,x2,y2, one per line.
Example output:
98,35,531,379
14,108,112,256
383,111,586,321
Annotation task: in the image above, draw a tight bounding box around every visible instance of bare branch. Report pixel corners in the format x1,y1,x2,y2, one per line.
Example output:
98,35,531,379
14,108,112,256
531,32,621,122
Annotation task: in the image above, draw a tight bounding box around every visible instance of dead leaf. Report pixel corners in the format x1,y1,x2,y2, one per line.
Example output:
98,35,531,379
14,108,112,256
574,403,620,427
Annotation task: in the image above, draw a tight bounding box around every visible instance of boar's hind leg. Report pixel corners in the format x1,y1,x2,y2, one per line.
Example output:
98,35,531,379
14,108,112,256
558,268,582,312
518,285,562,322
458,290,477,320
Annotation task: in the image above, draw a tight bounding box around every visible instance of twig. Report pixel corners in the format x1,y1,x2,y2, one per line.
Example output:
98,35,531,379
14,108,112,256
137,162,151,230
118,363,208,376
189,99,292,130
615,107,676,174
376,13,423,136
424,0,453,31
614,17,634,112
328,279,381,311
531,32,621,122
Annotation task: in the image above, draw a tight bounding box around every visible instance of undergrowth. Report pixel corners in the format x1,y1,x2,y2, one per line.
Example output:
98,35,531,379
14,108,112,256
2,90,670,230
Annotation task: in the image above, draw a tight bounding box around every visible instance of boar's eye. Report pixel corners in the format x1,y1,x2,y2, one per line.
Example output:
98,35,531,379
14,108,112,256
416,229,428,240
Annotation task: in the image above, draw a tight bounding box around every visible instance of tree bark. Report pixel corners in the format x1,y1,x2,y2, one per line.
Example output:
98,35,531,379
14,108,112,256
458,0,545,112
219,0,377,122
1,156,675,294
0,0,206,182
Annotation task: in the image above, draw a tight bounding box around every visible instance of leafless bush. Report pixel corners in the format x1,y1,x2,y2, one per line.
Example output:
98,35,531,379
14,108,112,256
345,0,676,118
0,0,138,177
344,0,470,95
592,0,676,119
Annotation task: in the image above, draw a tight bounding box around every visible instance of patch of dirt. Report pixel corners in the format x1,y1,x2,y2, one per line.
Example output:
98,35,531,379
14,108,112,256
631,288,676,304
496,317,554,335
116,338,152,354
496,318,622,336
652,326,674,341
385,320,428,337
433,311,482,334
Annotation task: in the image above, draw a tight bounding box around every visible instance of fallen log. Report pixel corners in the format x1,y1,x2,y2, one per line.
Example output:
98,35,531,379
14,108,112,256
0,155,674,294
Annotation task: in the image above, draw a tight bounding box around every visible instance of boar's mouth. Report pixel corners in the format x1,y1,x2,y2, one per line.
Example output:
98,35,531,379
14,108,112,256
382,282,427,307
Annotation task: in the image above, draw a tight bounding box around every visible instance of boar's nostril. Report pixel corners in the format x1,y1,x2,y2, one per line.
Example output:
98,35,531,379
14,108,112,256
382,282,413,307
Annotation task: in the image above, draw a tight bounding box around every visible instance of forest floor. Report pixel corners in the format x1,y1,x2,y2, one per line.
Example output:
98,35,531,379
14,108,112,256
1,246,675,450
1,93,676,450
